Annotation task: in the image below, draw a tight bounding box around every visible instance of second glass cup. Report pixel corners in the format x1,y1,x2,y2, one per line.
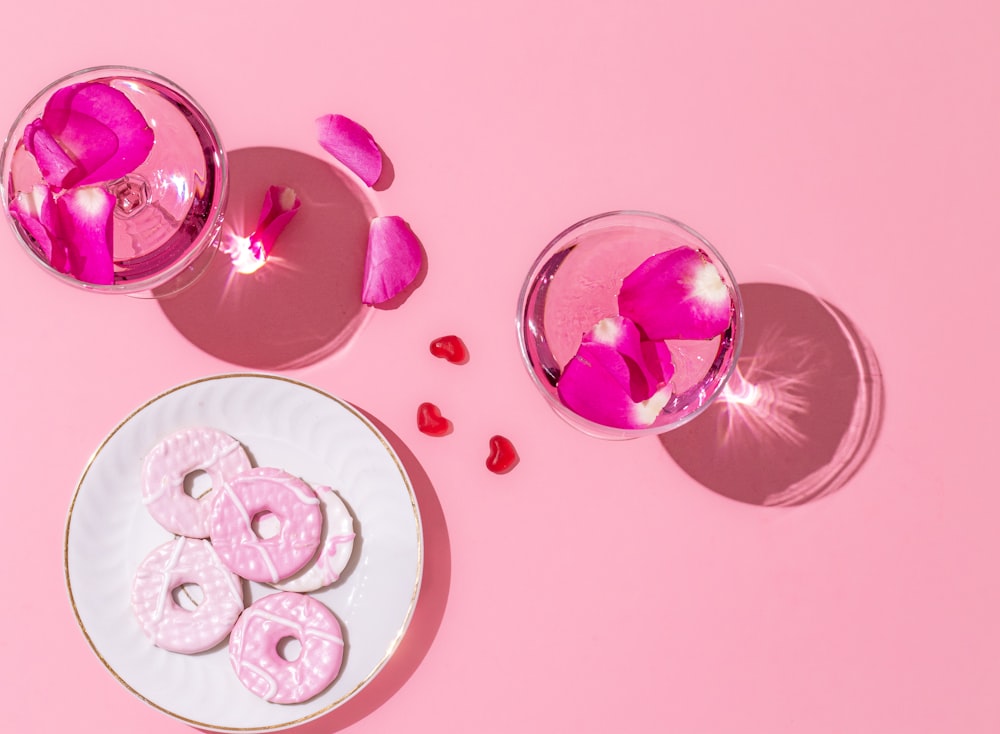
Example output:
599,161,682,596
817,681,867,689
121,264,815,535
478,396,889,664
517,210,744,439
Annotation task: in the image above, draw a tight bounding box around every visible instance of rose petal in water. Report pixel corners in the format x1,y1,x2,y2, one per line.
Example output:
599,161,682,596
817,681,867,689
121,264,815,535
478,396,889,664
9,184,65,269
22,122,80,188
361,215,423,305
557,317,673,429
55,186,116,284
24,81,154,189
316,114,383,187
618,246,732,341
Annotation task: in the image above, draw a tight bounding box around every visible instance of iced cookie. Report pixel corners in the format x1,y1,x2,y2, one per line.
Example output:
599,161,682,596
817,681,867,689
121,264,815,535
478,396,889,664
229,591,344,704
209,467,322,583
131,536,244,654
141,427,252,538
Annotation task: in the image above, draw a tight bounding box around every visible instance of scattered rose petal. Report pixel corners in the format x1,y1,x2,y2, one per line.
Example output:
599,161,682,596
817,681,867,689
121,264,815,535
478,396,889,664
430,335,469,364
316,114,382,187
28,81,154,189
557,319,674,429
361,215,422,305
486,435,518,474
54,186,115,284
247,185,301,261
618,246,733,341
417,402,451,436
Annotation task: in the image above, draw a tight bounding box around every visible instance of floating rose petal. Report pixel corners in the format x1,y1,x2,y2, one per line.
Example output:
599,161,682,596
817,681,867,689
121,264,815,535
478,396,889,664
618,246,733,341
55,186,115,284
22,122,79,188
23,81,154,189
557,317,674,429
361,215,422,305
316,114,382,187
9,185,65,269
584,316,669,401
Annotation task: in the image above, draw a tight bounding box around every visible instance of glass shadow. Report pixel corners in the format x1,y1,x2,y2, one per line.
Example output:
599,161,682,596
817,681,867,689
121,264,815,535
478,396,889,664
659,283,884,506
158,146,375,369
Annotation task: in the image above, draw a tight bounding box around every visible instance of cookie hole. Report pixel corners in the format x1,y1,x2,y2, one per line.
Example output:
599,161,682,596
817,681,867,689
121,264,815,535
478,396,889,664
171,583,204,611
183,470,213,499
276,636,302,662
251,511,280,540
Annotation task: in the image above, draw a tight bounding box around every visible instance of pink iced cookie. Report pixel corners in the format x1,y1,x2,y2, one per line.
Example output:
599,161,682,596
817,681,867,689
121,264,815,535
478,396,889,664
142,427,252,538
229,591,344,704
209,467,323,583
271,486,356,593
131,536,245,654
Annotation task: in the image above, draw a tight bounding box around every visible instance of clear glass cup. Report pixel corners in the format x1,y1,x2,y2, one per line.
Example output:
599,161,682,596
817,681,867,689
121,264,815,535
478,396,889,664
0,66,228,296
517,210,744,439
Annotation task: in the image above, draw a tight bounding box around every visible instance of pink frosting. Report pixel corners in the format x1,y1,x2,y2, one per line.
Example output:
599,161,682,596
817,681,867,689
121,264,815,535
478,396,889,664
141,427,252,538
209,467,323,583
131,537,245,654
229,591,344,704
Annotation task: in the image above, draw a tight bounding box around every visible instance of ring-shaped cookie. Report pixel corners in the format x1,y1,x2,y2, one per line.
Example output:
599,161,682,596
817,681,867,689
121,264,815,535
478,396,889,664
141,427,252,538
229,591,344,704
271,485,356,593
209,467,322,583
131,537,245,654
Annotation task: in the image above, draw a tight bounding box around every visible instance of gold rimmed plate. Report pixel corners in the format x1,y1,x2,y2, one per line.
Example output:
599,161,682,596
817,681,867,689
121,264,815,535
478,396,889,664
64,374,423,731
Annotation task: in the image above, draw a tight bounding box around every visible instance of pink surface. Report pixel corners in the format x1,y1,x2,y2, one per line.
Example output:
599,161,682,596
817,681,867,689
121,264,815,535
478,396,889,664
1,2,999,732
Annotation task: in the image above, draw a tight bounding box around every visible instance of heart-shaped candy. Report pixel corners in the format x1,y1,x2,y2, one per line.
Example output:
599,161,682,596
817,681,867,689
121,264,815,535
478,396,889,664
417,402,451,436
486,435,518,474
429,335,468,364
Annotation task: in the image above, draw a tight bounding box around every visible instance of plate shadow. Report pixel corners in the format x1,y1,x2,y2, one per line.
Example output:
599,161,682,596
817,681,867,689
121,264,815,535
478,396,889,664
659,283,884,506
299,411,449,732
158,147,375,369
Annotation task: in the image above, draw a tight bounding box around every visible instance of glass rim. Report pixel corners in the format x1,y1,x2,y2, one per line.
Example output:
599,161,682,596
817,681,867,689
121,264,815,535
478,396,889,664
515,209,745,439
0,65,229,295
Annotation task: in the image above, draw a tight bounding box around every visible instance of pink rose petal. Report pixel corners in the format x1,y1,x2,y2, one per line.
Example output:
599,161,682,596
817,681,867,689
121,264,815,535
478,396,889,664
30,81,154,188
618,246,733,340
361,215,422,305
583,316,667,402
55,186,115,285
22,121,80,188
557,339,671,429
248,185,301,260
640,338,676,390
316,114,382,187
9,185,65,269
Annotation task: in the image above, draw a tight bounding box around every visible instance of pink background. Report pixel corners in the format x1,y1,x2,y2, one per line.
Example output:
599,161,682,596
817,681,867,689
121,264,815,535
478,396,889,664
2,1,999,731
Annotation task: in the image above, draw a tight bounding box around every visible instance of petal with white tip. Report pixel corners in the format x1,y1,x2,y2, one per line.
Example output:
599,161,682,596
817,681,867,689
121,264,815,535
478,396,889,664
618,246,733,340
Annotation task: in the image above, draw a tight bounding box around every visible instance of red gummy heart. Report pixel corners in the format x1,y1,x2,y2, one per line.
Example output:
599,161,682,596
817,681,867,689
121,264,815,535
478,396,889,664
486,435,518,474
429,335,468,364
417,402,451,436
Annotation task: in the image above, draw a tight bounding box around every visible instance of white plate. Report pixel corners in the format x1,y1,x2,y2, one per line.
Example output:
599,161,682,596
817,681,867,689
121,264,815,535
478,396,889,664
64,374,423,731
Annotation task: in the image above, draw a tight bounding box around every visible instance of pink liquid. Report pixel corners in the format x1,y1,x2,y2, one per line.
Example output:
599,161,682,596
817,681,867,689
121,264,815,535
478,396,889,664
520,222,739,431
5,74,225,287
